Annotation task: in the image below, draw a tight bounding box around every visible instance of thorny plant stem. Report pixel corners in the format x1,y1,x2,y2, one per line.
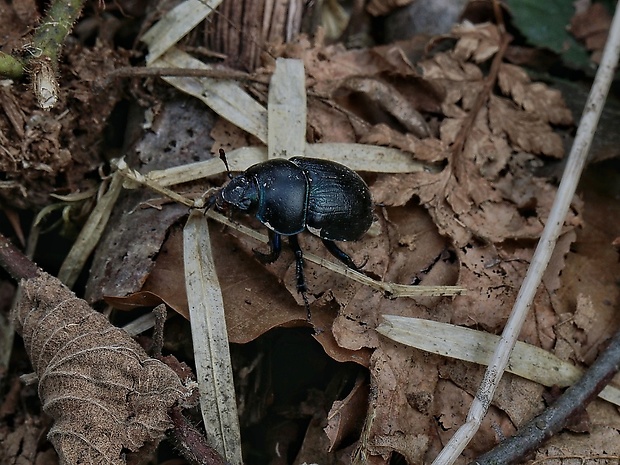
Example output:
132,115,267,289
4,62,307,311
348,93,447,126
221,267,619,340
0,51,24,79
432,2,620,464
469,326,620,465
0,0,86,106
31,0,85,66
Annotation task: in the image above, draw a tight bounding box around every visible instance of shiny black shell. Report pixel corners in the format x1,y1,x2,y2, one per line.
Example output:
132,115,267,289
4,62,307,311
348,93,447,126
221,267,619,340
216,157,372,241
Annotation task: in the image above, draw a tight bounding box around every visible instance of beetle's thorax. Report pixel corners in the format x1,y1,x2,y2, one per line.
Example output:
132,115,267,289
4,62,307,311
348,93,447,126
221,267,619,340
248,159,309,235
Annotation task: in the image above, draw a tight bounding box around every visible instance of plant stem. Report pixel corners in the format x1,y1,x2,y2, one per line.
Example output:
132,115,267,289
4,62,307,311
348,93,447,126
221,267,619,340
0,51,24,79
31,0,85,66
469,327,620,465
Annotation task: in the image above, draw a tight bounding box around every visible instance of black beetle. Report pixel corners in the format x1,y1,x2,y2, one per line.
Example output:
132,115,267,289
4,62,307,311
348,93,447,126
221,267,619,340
206,152,373,314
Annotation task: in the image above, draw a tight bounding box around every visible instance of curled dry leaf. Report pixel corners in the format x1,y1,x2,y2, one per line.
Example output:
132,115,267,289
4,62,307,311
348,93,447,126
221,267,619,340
338,76,430,138
324,373,368,451
13,273,191,465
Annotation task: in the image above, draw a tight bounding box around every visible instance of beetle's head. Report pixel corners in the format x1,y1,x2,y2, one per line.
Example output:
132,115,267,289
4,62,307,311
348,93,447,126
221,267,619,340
216,174,259,213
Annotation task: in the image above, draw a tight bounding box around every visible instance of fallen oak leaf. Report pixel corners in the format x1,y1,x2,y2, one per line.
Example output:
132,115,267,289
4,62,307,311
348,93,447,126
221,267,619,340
0,234,193,465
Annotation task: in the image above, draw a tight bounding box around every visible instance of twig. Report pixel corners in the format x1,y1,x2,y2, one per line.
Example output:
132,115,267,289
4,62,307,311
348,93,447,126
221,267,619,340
167,407,229,465
0,234,40,281
469,327,620,465
432,3,620,464
450,32,511,159
102,66,266,88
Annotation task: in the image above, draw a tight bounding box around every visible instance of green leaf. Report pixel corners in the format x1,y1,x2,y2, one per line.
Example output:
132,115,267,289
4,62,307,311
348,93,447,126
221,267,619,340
506,0,591,70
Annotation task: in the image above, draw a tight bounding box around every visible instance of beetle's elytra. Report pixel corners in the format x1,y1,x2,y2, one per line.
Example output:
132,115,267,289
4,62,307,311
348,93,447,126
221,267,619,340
207,155,373,316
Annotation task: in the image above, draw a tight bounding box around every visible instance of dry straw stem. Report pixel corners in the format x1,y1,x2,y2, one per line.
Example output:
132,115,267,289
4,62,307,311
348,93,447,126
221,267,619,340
141,0,223,64
183,211,243,465
470,326,620,464
377,316,620,407
432,5,620,465
57,172,123,289
268,58,307,157
143,144,433,188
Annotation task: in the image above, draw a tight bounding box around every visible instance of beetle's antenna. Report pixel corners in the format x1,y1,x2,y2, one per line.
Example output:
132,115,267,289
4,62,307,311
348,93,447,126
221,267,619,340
218,148,233,179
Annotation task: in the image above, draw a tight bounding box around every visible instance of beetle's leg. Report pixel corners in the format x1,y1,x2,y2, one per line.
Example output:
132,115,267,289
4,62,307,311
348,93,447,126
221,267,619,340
253,230,282,264
288,235,307,293
203,194,217,212
288,235,311,319
321,239,368,270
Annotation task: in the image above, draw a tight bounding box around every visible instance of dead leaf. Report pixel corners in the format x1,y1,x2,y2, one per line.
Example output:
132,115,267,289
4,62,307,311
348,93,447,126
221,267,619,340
85,97,217,304
13,273,191,465
497,63,573,126
361,343,436,463
324,374,368,451
451,22,501,63
432,379,515,459
489,95,565,158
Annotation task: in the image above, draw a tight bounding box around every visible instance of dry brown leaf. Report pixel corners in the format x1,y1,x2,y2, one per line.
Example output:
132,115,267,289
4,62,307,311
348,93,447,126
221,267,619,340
547,180,620,366
432,379,515,459
337,77,430,138
13,273,191,465
361,343,436,463
489,95,565,157
534,424,620,463
401,26,578,247
451,22,501,63
497,63,573,126
439,360,545,428
324,374,368,451
361,124,448,163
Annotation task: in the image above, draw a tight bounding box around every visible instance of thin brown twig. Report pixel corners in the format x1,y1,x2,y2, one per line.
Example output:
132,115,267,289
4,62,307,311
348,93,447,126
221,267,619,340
102,65,269,87
167,407,229,465
0,233,40,281
469,326,620,465
492,0,506,35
